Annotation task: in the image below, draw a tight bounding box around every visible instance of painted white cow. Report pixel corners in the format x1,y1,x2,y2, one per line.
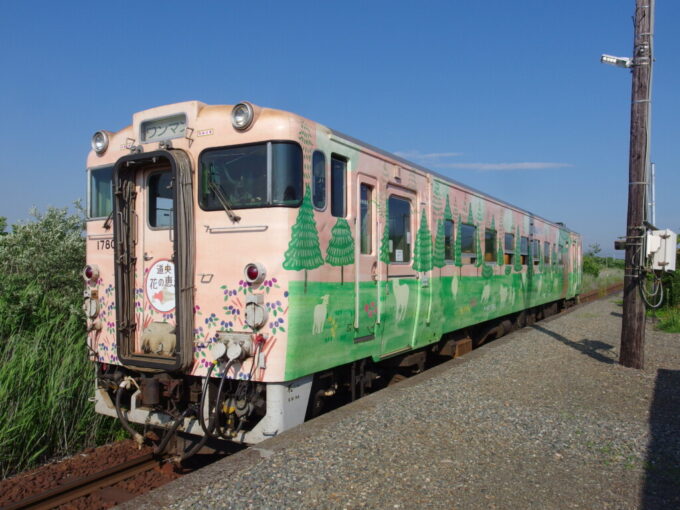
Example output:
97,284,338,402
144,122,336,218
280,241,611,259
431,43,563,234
313,295,330,334
392,279,410,322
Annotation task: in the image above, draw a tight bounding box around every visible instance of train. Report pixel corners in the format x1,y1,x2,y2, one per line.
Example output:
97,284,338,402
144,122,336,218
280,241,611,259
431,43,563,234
85,101,582,458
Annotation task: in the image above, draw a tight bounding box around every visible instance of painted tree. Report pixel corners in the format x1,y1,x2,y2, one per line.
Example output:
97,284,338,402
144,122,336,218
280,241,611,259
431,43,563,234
413,209,432,274
432,219,446,276
444,195,453,223
379,198,391,280
326,217,354,285
454,215,463,272
513,225,522,273
283,185,324,292
474,225,483,269
496,228,504,266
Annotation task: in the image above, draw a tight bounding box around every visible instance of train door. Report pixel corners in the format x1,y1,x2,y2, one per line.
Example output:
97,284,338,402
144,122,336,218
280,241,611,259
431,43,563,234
379,188,419,358
138,166,176,339
113,150,194,371
354,175,379,341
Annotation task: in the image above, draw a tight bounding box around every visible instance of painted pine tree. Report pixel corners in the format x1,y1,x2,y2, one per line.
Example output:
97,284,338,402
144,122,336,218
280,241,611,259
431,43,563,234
454,215,463,272
379,198,391,269
432,219,446,276
413,209,432,274
444,195,453,224
474,226,483,269
496,228,504,266
513,225,522,273
326,217,354,285
283,185,324,292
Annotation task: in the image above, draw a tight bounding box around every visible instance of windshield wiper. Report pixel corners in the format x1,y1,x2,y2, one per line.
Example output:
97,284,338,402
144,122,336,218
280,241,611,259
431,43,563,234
208,181,241,223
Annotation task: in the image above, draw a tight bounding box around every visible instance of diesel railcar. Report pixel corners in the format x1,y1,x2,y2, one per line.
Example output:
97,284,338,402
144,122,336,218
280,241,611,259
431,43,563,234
85,101,581,456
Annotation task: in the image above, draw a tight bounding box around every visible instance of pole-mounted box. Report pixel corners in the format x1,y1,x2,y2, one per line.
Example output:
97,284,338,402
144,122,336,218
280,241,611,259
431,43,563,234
645,229,677,271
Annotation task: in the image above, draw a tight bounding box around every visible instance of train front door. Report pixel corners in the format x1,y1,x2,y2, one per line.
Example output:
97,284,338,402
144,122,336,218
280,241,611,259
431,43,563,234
113,150,194,371
354,174,379,342
136,166,177,349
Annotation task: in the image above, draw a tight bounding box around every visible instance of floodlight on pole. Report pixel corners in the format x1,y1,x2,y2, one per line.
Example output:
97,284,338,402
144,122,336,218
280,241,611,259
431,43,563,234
601,54,633,68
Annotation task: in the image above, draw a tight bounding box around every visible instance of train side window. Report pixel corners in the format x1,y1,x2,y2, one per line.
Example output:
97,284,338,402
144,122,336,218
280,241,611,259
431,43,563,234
484,228,496,262
360,184,373,254
444,219,454,262
520,236,529,265
504,233,514,265
532,239,540,265
387,196,411,263
89,166,113,219
331,154,347,217
461,224,476,264
148,171,174,229
312,151,326,210
544,242,551,264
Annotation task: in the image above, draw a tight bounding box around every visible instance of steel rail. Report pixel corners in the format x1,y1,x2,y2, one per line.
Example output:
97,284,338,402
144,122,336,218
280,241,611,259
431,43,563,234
3,454,157,510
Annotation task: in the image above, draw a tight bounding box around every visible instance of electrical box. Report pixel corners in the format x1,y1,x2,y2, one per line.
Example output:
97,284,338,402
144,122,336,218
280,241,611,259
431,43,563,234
646,229,677,272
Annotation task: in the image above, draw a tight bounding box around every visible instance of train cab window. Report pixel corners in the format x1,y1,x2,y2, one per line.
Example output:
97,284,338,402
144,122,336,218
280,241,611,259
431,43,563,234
312,151,326,210
360,184,373,254
199,142,302,210
461,224,476,264
444,219,454,261
331,154,347,217
271,143,303,205
387,196,411,263
544,242,551,264
89,166,113,218
532,239,541,265
504,233,514,265
520,236,529,265
148,171,174,228
484,228,496,262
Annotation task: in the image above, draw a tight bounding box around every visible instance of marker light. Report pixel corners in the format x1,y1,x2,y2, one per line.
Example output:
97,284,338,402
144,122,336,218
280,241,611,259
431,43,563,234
83,264,100,282
231,102,254,130
91,131,110,154
244,262,266,285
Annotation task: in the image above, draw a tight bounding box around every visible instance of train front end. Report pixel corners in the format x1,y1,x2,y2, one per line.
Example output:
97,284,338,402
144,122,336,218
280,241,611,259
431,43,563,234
85,101,313,451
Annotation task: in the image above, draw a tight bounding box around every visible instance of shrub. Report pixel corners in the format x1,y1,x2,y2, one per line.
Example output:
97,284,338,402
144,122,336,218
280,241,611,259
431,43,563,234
583,255,601,278
0,207,121,477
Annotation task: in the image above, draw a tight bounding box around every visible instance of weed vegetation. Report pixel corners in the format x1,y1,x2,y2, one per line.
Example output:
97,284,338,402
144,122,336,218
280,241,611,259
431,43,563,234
648,251,680,333
0,208,120,478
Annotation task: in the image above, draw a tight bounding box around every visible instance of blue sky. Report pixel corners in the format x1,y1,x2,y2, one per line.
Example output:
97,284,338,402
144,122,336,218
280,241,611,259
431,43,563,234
1,0,678,255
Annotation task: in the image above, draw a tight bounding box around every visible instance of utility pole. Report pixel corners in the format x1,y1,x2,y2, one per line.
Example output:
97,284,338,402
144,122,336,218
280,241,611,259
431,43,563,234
620,0,655,369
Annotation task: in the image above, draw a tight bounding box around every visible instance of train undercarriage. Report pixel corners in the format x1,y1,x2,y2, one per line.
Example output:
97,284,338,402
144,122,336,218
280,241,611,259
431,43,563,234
96,297,576,461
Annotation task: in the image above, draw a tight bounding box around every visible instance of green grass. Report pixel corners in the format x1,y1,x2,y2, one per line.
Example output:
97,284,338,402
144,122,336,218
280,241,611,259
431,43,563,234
648,306,680,333
0,308,123,478
581,267,624,294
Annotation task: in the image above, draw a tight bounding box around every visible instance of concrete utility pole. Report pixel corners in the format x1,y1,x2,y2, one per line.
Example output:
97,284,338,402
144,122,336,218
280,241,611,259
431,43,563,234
620,0,655,369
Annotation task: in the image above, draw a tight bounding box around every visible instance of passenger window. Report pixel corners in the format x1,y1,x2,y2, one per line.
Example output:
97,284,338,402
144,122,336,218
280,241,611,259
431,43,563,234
504,233,514,265
444,219,454,261
89,166,113,218
148,171,174,228
360,184,373,254
484,228,496,262
387,196,411,263
544,242,551,264
520,236,529,265
532,239,541,265
312,151,326,210
461,224,477,264
331,154,346,217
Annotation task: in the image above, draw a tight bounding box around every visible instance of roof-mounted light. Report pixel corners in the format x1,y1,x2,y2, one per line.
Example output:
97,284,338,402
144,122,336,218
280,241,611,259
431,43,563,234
231,102,254,130
91,131,110,154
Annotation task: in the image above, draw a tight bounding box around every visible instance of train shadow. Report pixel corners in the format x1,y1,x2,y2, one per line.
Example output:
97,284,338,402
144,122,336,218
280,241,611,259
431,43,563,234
641,368,680,509
530,324,616,364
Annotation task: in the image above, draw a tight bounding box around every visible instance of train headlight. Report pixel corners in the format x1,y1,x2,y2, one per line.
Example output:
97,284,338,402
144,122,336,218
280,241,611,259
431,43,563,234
91,131,110,155
83,264,100,282
244,262,266,285
231,102,254,130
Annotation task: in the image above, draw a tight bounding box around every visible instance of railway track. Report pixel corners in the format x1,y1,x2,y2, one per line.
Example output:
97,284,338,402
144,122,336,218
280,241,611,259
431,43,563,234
3,454,159,510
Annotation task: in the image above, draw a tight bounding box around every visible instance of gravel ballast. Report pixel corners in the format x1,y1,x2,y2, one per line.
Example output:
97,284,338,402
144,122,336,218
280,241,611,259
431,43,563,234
125,295,680,509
